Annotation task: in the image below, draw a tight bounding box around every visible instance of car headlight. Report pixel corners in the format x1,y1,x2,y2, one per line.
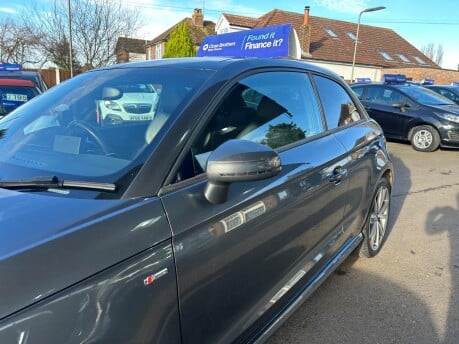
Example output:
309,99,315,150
104,100,122,111
435,112,459,124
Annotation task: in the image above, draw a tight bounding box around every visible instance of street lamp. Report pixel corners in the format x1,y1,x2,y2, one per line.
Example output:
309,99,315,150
350,6,385,82
67,0,73,78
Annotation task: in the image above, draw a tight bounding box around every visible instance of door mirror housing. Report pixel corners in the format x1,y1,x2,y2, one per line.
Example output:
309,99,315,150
392,102,410,112
204,139,281,204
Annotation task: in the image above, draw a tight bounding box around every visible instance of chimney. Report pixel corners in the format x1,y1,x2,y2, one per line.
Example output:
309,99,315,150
192,8,204,28
300,6,312,56
303,6,310,25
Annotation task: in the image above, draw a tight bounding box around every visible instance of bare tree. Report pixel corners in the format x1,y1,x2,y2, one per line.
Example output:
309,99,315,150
21,0,142,70
0,19,41,65
421,42,444,66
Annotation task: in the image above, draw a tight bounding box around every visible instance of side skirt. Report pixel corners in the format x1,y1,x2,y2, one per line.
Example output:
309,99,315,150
252,233,364,344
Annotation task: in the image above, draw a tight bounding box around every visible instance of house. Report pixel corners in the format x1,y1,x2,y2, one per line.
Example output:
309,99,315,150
146,9,215,60
216,7,444,82
115,37,149,64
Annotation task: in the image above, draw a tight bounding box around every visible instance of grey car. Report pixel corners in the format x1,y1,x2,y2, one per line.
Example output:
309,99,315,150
0,58,393,343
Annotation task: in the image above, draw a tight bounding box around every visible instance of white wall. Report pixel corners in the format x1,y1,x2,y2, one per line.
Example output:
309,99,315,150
303,59,383,82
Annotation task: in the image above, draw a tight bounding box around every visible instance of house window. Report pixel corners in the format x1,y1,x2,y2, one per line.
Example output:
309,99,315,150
379,51,394,61
413,56,427,65
346,32,356,40
324,28,338,38
397,53,410,63
155,43,162,59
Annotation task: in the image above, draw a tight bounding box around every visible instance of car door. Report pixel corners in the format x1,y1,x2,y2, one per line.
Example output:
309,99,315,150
360,85,411,138
160,70,352,343
314,75,387,240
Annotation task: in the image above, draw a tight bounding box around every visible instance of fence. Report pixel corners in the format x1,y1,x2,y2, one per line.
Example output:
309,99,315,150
24,68,76,88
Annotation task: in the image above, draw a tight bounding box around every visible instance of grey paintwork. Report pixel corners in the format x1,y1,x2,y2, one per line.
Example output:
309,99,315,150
162,121,388,343
0,57,393,343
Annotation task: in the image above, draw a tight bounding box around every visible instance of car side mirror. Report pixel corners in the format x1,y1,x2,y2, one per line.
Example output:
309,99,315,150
392,102,409,112
204,139,281,204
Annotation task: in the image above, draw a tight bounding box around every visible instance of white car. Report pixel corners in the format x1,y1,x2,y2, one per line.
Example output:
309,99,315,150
98,83,159,124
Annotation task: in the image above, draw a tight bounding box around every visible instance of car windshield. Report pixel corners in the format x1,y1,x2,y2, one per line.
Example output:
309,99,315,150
399,85,455,106
0,66,212,195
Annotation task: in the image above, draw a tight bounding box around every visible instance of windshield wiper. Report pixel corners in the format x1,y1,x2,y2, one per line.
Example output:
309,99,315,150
0,176,116,192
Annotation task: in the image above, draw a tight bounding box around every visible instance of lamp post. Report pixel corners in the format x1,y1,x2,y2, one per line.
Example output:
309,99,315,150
67,0,73,78
350,6,385,82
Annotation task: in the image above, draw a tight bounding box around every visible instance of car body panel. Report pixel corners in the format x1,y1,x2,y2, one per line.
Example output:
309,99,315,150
0,189,172,320
0,240,181,344
163,133,352,343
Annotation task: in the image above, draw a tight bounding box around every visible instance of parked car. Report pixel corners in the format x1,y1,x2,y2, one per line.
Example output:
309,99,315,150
98,82,160,125
0,57,393,343
425,84,459,104
350,75,459,152
0,63,48,92
0,78,41,117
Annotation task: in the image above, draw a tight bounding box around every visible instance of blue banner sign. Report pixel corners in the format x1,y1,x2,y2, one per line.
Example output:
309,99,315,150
0,63,22,72
383,74,406,84
198,24,299,58
356,77,372,83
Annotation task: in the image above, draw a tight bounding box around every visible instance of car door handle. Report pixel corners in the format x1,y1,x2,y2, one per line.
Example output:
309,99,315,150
329,166,347,185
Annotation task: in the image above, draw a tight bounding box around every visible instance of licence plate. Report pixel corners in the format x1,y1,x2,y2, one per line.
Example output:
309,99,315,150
6,94,27,102
129,115,152,121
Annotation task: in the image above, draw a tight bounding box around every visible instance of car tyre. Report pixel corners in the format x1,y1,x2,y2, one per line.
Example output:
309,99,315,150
409,125,440,152
359,177,391,258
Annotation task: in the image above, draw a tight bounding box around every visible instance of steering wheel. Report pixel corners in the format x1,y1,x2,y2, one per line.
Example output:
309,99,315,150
67,120,110,154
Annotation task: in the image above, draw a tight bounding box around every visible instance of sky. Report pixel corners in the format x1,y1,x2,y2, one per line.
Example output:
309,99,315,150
1,0,458,70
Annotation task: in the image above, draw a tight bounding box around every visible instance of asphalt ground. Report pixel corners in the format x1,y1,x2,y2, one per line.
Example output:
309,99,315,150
267,141,459,344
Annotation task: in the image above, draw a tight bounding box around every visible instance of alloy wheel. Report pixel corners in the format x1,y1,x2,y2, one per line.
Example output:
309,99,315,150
368,185,390,251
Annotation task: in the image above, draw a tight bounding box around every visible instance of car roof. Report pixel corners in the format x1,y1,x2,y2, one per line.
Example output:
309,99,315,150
93,57,342,78
426,84,459,89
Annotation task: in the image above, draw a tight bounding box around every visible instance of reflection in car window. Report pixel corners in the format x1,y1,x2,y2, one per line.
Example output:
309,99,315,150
313,75,362,129
177,71,324,181
0,67,212,190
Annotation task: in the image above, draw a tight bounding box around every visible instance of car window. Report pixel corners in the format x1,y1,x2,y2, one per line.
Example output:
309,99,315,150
176,71,324,181
399,85,455,106
0,67,212,189
313,75,363,130
351,86,364,100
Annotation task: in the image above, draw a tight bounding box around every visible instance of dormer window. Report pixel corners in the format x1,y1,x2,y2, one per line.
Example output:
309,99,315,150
413,56,427,65
397,53,410,63
346,32,356,40
379,51,394,61
324,28,338,38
